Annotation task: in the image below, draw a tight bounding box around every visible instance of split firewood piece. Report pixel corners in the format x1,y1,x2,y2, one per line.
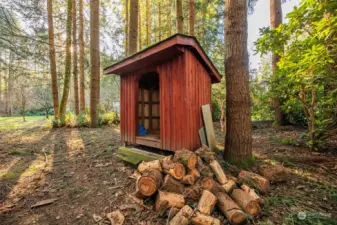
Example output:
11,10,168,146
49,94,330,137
209,160,228,185
138,160,162,173
195,145,215,164
167,207,181,220
191,212,221,225
216,192,246,225
155,191,185,211
200,177,225,194
197,190,217,215
169,205,194,225
184,185,201,201
161,160,186,180
137,169,163,197
197,158,214,178
231,189,261,216
181,174,196,185
241,184,264,205
258,164,287,183
161,175,185,194
174,149,198,169
237,170,270,194
222,179,237,193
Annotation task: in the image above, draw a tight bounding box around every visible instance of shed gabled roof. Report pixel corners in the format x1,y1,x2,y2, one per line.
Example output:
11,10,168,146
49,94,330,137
103,34,222,83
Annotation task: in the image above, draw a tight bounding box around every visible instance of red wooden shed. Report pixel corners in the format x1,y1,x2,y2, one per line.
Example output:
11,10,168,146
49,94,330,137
104,34,221,151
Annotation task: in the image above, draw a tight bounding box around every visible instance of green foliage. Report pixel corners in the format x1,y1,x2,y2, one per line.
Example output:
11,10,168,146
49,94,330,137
269,135,301,147
255,0,337,150
211,99,221,121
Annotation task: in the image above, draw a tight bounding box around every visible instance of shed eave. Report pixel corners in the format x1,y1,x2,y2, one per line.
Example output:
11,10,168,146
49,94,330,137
103,34,222,83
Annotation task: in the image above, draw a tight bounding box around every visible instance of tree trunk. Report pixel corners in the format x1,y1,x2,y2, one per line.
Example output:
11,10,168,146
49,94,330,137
176,0,183,33
224,0,252,163
128,0,138,55
59,0,73,125
47,0,59,120
158,1,161,40
146,0,150,46
7,52,13,116
79,0,85,112
90,0,100,127
125,0,129,55
270,0,285,125
138,1,142,51
72,0,79,115
189,0,194,36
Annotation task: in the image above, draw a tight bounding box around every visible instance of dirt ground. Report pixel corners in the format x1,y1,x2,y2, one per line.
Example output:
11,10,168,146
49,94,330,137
0,121,336,225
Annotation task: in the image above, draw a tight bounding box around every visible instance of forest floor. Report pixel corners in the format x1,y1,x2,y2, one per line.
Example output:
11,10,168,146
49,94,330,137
0,117,336,225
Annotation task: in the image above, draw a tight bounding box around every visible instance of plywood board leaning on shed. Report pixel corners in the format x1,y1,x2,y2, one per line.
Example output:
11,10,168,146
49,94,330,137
201,104,217,150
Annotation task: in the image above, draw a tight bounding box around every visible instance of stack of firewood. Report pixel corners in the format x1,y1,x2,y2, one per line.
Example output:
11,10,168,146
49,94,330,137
133,145,270,225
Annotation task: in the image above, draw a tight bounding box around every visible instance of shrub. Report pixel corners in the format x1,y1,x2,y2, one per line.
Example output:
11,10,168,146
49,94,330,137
76,112,91,127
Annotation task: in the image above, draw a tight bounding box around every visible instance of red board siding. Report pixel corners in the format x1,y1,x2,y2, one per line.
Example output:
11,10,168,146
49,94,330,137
120,48,211,151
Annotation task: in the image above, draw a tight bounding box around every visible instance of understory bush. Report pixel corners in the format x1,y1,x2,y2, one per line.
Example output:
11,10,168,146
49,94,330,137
53,110,119,128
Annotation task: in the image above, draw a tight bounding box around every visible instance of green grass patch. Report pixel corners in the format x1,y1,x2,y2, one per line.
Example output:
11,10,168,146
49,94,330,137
0,116,52,132
9,149,33,156
263,196,297,209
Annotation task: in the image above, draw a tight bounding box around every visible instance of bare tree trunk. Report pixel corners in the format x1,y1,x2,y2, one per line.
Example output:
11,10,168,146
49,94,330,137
167,1,172,36
128,0,138,55
189,0,194,36
270,0,285,125
176,0,183,33
72,0,79,115
146,0,150,46
90,0,100,127
47,0,59,120
224,0,252,163
138,0,142,51
59,0,73,125
125,0,129,55
79,0,85,112
7,52,12,116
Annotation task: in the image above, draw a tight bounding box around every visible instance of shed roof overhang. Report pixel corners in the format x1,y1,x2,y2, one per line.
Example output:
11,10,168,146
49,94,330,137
103,34,222,83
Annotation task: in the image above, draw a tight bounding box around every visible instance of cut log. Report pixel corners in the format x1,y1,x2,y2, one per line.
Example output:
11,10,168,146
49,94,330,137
161,160,186,180
195,145,215,164
137,169,163,196
138,160,162,173
258,164,287,183
200,177,225,194
174,149,198,169
198,161,214,178
191,212,221,225
197,190,217,215
169,205,194,225
222,180,237,193
117,147,164,165
241,184,264,205
209,160,228,185
167,207,181,220
155,191,185,211
216,192,246,225
190,168,201,179
161,175,185,194
184,186,201,201
238,170,270,194
231,189,261,216
181,174,195,185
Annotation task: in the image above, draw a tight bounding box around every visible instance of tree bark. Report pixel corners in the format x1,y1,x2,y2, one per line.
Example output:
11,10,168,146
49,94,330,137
224,0,252,163
209,160,228,185
146,0,150,46
270,0,285,125
47,0,59,120
128,0,138,55
155,191,185,211
238,170,270,194
72,0,79,115
137,160,162,173
79,0,85,112
189,0,194,36
191,212,221,225
176,0,183,33
174,149,197,169
90,0,100,127
125,0,129,54
59,0,73,124
138,1,142,51
216,192,246,225
161,175,185,194
231,189,261,216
